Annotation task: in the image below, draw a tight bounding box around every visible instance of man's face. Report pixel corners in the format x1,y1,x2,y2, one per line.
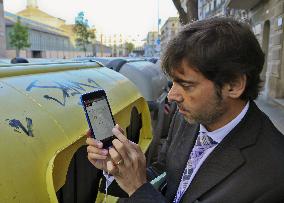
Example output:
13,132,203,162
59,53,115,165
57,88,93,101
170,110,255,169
167,60,228,126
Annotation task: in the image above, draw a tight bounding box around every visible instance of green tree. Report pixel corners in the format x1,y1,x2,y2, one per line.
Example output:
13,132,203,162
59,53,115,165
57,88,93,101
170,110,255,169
172,0,198,25
9,17,30,57
73,12,95,56
125,42,135,55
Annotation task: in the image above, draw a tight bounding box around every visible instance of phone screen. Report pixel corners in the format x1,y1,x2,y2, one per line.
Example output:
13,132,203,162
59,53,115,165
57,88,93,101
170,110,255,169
84,96,114,141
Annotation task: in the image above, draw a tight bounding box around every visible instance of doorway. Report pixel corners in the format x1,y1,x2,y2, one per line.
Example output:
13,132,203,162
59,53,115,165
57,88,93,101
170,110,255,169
32,50,42,58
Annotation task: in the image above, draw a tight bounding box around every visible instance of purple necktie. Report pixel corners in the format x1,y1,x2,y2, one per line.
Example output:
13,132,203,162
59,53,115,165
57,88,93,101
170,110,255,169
173,132,217,203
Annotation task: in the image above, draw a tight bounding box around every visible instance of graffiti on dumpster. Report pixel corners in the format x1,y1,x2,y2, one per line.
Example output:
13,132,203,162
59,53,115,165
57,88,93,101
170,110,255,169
6,117,34,137
26,78,101,106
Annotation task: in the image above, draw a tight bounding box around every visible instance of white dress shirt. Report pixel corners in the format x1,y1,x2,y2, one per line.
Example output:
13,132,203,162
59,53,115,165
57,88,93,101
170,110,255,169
186,102,249,186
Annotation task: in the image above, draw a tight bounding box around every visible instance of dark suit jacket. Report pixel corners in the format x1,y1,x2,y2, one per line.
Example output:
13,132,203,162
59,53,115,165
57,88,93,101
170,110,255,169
122,101,284,203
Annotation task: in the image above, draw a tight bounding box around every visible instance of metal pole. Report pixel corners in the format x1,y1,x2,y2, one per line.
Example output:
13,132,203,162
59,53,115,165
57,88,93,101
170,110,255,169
158,0,160,35
100,34,103,56
157,0,160,56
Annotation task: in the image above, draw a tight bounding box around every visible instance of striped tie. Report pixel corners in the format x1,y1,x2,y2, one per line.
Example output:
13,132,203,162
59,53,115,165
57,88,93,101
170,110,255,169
173,132,217,203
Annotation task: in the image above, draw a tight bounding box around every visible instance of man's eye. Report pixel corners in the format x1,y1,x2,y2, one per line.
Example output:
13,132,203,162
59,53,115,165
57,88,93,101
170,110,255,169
180,83,194,90
181,83,191,88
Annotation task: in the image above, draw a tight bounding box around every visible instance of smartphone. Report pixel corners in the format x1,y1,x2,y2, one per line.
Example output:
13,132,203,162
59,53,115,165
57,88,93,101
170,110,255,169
81,89,115,148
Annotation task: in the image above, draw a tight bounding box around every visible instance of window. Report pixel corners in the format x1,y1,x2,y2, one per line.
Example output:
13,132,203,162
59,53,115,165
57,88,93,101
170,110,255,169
205,4,209,13
217,0,221,6
211,0,214,10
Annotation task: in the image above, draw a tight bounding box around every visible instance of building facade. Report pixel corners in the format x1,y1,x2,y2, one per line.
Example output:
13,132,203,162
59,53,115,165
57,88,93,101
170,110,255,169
97,33,126,56
228,0,284,102
198,0,227,19
198,0,247,20
5,12,88,59
144,31,160,57
92,40,112,57
3,0,111,59
160,17,181,54
95,32,144,57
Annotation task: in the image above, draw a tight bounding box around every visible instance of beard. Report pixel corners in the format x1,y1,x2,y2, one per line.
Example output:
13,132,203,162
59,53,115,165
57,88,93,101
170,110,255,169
183,88,227,126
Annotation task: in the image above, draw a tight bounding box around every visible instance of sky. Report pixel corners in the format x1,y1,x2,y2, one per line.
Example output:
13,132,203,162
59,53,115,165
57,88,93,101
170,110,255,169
4,0,178,38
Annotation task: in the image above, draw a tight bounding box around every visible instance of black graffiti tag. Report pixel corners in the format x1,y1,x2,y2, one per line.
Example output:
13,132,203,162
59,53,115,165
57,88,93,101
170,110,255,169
6,117,34,137
26,79,100,106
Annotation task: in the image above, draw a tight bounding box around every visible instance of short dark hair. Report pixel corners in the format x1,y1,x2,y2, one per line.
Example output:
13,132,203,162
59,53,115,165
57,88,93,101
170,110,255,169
161,17,264,101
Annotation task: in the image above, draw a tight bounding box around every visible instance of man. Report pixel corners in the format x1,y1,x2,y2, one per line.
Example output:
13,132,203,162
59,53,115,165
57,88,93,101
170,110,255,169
86,17,284,202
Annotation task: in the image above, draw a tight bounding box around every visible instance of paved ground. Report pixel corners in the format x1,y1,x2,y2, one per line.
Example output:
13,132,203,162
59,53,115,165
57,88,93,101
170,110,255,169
255,95,284,134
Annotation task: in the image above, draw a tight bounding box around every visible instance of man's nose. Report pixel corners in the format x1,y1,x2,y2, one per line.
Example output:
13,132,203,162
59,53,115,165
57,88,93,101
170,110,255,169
167,84,182,103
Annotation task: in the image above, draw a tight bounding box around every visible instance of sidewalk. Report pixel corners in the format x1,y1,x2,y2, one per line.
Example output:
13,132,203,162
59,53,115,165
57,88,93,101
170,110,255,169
255,95,284,134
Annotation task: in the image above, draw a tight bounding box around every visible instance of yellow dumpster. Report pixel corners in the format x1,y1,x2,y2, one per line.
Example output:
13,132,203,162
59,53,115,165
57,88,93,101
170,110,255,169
0,61,153,202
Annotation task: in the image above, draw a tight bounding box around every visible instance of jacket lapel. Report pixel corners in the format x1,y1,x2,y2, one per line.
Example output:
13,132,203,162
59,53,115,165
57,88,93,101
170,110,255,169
166,120,199,201
181,101,261,203
182,141,245,202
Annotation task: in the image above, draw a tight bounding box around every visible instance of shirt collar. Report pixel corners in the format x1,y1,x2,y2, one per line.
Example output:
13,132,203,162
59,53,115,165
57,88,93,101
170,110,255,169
199,102,249,144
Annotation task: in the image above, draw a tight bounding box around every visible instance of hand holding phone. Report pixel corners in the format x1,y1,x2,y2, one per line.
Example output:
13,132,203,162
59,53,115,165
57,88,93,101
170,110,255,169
81,89,115,148
85,130,108,171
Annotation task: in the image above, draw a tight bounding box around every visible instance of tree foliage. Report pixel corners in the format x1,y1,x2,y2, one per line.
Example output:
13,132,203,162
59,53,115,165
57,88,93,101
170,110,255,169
125,42,135,54
9,17,30,57
73,12,95,55
172,0,198,25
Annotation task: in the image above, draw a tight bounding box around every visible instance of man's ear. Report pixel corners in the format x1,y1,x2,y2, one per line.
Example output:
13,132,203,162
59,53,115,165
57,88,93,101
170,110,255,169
226,75,247,99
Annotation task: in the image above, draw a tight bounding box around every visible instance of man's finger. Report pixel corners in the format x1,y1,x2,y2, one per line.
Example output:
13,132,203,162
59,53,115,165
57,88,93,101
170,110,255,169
106,159,119,175
88,152,108,160
116,124,125,134
112,126,128,144
87,145,108,156
109,146,123,165
131,141,141,152
111,139,131,165
86,137,103,148
85,129,92,138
